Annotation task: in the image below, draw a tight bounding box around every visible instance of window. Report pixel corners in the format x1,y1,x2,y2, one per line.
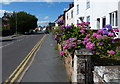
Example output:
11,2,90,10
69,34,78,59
110,11,118,26
115,11,118,26
77,4,79,15
86,0,90,9
102,17,106,28
97,18,100,29
77,20,79,23
87,16,90,22
71,10,73,18
67,13,68,20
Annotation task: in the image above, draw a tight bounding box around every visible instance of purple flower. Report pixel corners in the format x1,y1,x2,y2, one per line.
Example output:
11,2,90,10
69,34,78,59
108,32,114,36
97,29,103,34
96,35,102,39
105,24,112,30
92,33,97,37
102,30,108,35
86,34,90,37
61,25,65,27
109,50,115,55
77,40,82,43
80,30,85,33
60,51,65,55
66,40,70,44
69,38,76,41
72,42,77,47
85,42,94,50
54,36,57,40
112,40,115,43
83,41,87,45
102,28,106,30
65,26,71,29
98,42,103,46
84,38,88,41
92,51,97,54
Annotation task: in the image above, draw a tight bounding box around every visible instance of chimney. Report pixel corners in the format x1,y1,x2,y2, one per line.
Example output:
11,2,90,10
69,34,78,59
69,3,74,8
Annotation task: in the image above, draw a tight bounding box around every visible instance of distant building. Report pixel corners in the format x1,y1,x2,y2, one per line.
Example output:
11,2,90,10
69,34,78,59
2,12,10,29
49,22,55,27
74,0,119,29
55,14,65,26
65,3,74,26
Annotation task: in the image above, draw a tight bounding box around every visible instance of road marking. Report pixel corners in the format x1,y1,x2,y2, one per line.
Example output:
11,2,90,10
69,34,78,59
17,35,44,82
0,42,14,48
0,38,24,48
4,35,47,84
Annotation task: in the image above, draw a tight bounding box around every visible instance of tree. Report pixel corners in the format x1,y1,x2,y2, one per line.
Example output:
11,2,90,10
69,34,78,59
9,11,38,34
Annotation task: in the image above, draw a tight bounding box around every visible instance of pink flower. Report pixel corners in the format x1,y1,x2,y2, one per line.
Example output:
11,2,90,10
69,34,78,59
63,44,68,49
84,38,88,41
108,32,114,36
81,22,85,25
86,34,90,37
96,35,102,39
60,51,65,55
85,22,90,25
109,50,115,55
113,28,119,32
97,29,103,34
83,41,87,44
77,23,81,25
92,33,97,37
85,42,94,50
80,26,85,29
80,30,85,33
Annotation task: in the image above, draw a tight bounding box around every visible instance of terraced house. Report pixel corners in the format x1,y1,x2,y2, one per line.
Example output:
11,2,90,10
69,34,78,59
74,0,119,29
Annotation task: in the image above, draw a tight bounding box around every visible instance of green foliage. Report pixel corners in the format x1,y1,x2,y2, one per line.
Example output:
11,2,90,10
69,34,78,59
9,11,38,34
53,22,119,58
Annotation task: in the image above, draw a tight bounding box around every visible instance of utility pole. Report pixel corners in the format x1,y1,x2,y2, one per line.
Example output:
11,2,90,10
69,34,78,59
16,11,17,35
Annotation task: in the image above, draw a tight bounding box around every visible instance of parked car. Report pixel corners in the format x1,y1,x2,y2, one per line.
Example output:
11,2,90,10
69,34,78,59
24,32,30,35
42,28,49,34
44,30,49,34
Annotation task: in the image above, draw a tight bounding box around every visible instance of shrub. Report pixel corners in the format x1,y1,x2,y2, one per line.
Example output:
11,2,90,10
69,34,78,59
53,22,119,57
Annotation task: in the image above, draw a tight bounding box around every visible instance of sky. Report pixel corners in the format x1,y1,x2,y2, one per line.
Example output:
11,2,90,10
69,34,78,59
0,1,73,26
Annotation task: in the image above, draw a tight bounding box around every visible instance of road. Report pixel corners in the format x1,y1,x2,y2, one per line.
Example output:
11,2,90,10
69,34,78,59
2,34,44,82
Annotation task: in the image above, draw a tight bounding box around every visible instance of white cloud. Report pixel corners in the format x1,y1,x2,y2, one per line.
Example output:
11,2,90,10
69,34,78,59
44,16,49,19
0,10,13,17
1,0,73,4
0,10,6,17
37,21,49,24
37,21,50,26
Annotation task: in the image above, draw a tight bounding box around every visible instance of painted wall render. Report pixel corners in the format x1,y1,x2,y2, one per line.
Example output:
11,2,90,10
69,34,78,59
74,0,119,29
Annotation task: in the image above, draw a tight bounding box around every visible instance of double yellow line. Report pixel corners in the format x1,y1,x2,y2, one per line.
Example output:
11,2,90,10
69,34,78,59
4,34,47,84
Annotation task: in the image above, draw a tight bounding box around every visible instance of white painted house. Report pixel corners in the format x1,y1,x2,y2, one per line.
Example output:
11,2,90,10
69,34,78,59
74,0,119,30
65,4,75,26
118,1,120,37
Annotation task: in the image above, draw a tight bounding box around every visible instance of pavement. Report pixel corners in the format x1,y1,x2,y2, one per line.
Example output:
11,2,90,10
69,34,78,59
22,33,68,83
